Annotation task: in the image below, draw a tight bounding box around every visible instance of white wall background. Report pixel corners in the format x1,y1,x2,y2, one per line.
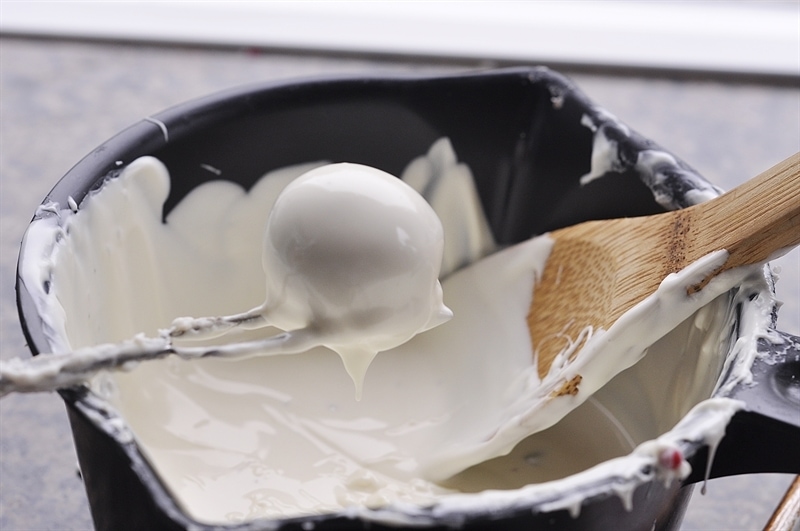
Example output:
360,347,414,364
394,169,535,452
1,1,798,77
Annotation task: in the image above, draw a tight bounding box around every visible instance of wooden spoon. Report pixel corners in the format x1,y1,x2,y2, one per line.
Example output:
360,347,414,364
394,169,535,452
529,152,800,380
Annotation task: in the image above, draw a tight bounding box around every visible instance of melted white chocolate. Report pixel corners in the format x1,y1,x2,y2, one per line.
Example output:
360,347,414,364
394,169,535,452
165,161,453,399
5,158,456,399
257,163,452,396
16,139,776,525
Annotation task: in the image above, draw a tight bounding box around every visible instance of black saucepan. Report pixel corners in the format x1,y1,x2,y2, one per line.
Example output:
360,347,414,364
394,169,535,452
16,67,800,531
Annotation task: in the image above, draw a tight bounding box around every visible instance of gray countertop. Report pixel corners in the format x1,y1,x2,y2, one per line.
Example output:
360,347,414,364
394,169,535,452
1,37,798,531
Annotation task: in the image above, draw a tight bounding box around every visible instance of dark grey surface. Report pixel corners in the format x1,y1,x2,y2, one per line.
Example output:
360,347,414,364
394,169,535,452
1,37,797,531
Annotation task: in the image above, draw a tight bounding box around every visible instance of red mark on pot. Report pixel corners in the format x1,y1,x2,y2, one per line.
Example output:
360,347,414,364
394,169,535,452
658,447,683,470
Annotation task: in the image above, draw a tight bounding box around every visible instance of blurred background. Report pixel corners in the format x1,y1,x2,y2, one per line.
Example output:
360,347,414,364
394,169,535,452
1,1,798,530
1,1,798,79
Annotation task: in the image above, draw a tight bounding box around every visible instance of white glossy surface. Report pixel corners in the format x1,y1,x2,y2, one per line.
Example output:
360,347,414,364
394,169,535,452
257,163,451,394
25,144,774,525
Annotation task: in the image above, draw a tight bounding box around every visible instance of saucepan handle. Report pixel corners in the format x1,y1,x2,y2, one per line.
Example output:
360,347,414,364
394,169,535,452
684,330,800,484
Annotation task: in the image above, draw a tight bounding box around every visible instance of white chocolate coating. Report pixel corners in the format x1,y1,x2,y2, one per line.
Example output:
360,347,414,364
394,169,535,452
258,163,451,395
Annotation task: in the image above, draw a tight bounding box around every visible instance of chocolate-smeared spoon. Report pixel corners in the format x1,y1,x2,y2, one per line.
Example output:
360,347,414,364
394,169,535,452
530,152,800,382
0,162,452,399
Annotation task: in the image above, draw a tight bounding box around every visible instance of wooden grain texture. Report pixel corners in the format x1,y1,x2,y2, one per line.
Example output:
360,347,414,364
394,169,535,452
529,152,800,379
764,475,800,531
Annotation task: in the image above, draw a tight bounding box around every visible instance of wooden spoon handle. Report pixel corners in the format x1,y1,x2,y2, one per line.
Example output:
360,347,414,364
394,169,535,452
765,475,800,531
530,152,799,380
683,152,800,292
